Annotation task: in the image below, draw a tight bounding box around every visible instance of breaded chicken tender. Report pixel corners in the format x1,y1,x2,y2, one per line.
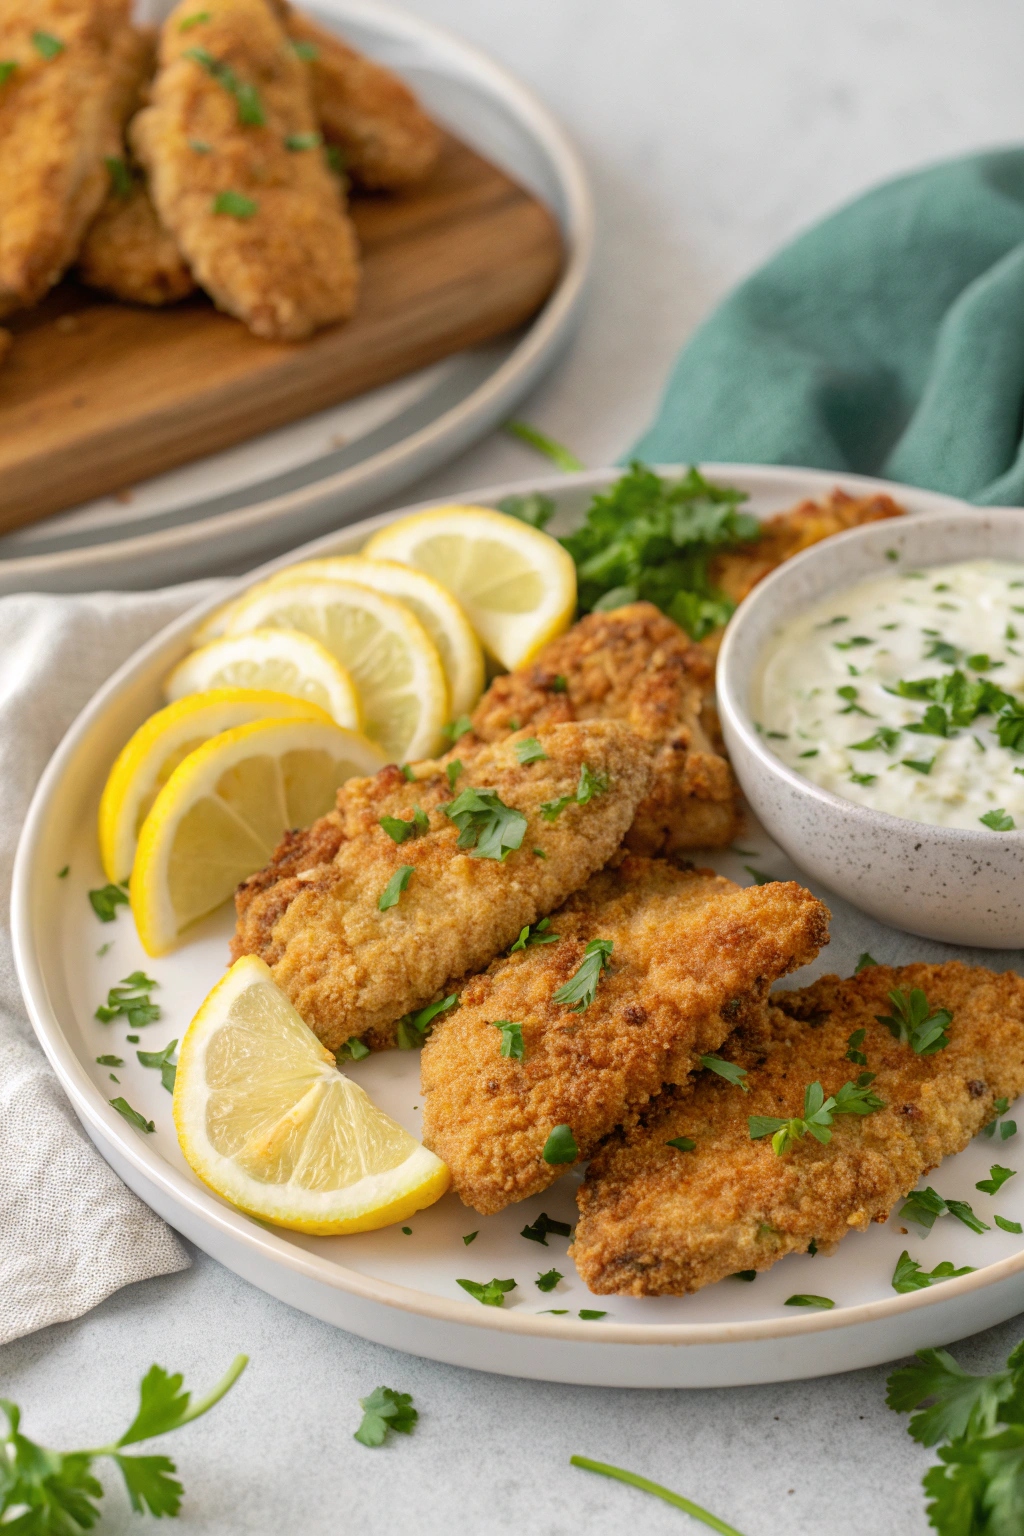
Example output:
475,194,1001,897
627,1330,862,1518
132,0,359,339
275,2,441,189
420,860,830,1214
232,720,652,1051
0,0,135,314
469,602,740,854
573,961,1024,1296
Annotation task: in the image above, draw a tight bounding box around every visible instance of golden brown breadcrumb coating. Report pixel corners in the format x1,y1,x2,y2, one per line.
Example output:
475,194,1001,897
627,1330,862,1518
469,602,740,854
572,961,1024,1296
232,720,652,1051
276,2,441,189
132,0,359,339
420,861,830,1214
0,0,135,314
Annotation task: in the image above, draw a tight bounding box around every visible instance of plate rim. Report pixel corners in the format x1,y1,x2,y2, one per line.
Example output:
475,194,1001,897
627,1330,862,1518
0,0,595,589
15,460,1023,1351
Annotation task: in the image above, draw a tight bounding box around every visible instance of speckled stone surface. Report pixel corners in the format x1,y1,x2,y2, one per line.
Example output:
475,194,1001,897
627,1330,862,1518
7,2,1024,1530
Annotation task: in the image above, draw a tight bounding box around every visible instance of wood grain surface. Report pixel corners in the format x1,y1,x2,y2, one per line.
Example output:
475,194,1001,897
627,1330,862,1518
0,136,562,533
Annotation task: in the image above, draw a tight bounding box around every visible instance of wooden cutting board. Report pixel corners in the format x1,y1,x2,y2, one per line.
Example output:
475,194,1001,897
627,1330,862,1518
0,135,563,535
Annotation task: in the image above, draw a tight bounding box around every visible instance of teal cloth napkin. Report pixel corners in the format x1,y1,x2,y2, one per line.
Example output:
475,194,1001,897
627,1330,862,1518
631,148,1024,505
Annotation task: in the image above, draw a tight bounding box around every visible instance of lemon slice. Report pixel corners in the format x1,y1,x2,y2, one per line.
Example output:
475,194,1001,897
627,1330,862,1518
364,504,577,670
220,578,448,761
99,688,333,885
261,557,485,719
131,717,387,955
173,955,450,1233
165,630,362,731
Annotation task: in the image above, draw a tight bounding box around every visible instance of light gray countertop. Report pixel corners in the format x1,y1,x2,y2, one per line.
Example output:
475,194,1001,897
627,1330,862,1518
7,2,1024,1531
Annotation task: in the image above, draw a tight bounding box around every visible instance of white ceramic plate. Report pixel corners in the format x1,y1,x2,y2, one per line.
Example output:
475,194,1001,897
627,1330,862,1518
0,0,593,596
16,464,1024,1389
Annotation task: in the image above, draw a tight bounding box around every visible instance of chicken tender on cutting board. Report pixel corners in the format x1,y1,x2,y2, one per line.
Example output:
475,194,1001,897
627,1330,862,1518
421,860,830,1214
0,0,135,314
132,0,359,339
572,961,1024,1296
232,720,651,1051
469,602,740,854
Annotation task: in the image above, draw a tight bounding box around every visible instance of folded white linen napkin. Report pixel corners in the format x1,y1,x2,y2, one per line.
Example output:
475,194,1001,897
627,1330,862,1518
0,583,223,1346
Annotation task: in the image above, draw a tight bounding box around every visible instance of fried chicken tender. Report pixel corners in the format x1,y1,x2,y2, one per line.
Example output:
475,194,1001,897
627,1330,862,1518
0,0,136,314
232,720,652,1051
572,961,1024,1296
132,0,359,340
469,602,739,854
275,2,441,189
420,861,830,1214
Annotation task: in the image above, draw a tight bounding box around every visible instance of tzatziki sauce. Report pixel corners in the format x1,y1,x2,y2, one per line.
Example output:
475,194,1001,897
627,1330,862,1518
754,558,1024,831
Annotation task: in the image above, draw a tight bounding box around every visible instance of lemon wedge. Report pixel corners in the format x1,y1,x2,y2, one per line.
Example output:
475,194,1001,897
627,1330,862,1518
173,955,450,1233
261,557,484,719
220,578,448,761
131,717,387,955
165,630,361,731
99,688,333,885
364,504,577,670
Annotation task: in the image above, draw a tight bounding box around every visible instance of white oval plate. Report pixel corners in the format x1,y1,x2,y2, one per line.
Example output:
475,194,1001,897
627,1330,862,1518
0,0,593,596
15,464,1024,1389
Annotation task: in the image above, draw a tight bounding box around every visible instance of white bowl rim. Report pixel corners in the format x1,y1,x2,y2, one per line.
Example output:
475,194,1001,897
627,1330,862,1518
717,506,1024,850
16,465,1024,1348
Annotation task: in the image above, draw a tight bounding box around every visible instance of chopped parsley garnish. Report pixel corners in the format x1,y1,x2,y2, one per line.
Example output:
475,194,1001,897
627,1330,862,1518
514,736,548,764
749,1076,884,1155
212,190,258,219
493,1020,524,1060
845,1029,868,1065
569,1459,746,1535
337,1036,370,1061
977,1165,1016,1195
504,419,583,473
510,917,558,952
850,726,900,752
462,1231,478,1245
104,155,134,198
579,1310,607,1320
0,1356,246,1526
981,1098,1017,1140
95,972,160,1028
666,1136,696,1151
551,938,613,1010
96,1055,123,1067
32,31,64,58
89,882,129,922
784,1294,834,1309
0,61,18,85
744,865,774,885
442,715,473,743
533,847,547,858
399,764,416,781
540,762,609,821
353,1387,417,1447
379,807,428,843
733,1270,757,1281
137,1038,178,1094
855,952,880,972
57,864,69,878
818,615,849,628
995,1215,1023,1233
925,639,960,665
700,1055,749,1091
836,685,871,716
324,144,347,177
178,10,211,29
285,131,322,151
291,39,319,59
834,635,874,650
446,759,463,790
541,1124,578,1164
109,1097,154,1133
902,757,935,774
497,492,555,530
550,674,568,693
457,1277,516,1307
891,1250,975,1293
520,1212,572,1246
444,787,527,859
876,987,952,1054
798,748,819,758
395,994,457,1050
535,1268,563,1291
906,703,952,737
900,1187,990,1233
401,1227,412,1235
561,463,757,637
186,48,264,125
849,771,876,785
980,808,1016,830
378,865,414,910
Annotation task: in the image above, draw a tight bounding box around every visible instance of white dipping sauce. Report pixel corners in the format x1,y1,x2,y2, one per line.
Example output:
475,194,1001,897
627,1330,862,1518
754,558,1024,831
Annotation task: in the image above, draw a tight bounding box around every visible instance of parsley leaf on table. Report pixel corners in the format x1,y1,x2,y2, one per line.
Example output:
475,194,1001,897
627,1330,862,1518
0,1357,245,1526
443,787,527,860
352,1387,417,1447
876,987,952,1055
395,994,458,1050
570,1458,748,1536
520,1213,571,1246
891,1250,975,1293
551,938,613,1010
887,1346,1019,1445
456,1277,516,1307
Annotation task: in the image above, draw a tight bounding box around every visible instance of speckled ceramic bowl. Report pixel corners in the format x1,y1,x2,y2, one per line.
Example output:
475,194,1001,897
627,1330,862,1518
717,507,1024,947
